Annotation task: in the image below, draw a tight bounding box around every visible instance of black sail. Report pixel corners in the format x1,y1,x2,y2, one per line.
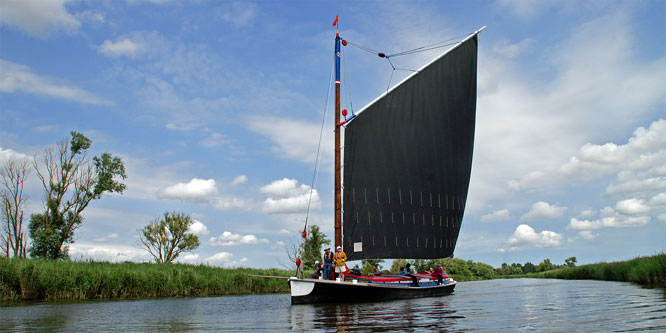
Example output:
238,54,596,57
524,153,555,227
342,35,477,260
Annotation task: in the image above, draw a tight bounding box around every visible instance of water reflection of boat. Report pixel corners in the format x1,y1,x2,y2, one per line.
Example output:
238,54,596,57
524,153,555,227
289,20,484,304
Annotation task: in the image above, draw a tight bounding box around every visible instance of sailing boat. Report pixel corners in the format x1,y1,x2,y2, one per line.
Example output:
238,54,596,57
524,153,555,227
288,23,485,304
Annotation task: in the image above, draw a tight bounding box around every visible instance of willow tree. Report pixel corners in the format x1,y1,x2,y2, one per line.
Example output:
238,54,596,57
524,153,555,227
138,211,200,264
300,225,330,269
29,131,126,259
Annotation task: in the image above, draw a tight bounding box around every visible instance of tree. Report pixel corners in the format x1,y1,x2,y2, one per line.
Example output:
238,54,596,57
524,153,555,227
565,256,577,268
537,258,555,272
300,225,330,269
138,211,200,263
1,159,30,258
523,261,537,273
29,131,127,259
390,259,408,273
361,259,384,274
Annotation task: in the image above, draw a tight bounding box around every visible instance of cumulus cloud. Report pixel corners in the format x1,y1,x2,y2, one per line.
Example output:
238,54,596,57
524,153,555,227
650,193,666,206
209,231,269,247
567,206,651,231
507,224,563,248
156,178,218,201
0,146,28,165
0,59,111,105
260,178,321,214
176,253,200,264
206,251,232,262
205,252,247,267
247,116,333,165
231,175,248,185
616,198,650,215
0,0,80,37
99,38,145,58
481,209,511,223
69,243,152,263
187,220,210,236
214,197,248,211
520,201,567,221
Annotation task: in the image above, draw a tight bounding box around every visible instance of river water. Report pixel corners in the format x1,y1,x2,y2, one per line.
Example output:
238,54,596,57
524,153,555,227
1,278,665,331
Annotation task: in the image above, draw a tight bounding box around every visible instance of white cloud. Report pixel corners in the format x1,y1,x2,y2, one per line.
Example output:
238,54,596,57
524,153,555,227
214,197,248,211
260,178,321,214
616,198,650,215
247,116,333,165
156,178,218,201
206,252,232,262
578,230,599,240
231,175,248,185
99,38,144,58
567,207,651,230
204,252,247,268
650,193,666,206
480,209,511,223
0,59,111,105
0,146,28,166
187,220,210,236
209,231,269,247
0,0,80,37
69,243,152,263
578,209,597,219
176,253,200,264
507,224,563,248
278,229,291,235
520,201,567,221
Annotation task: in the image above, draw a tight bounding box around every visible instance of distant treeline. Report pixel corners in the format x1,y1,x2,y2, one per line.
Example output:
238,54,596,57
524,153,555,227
0,258,291,302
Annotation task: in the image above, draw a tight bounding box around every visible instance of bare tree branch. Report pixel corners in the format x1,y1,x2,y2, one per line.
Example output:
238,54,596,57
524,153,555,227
1,158,30,258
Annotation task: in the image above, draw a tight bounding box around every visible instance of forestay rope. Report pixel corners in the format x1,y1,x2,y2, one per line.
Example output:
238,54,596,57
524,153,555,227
302,54,335,239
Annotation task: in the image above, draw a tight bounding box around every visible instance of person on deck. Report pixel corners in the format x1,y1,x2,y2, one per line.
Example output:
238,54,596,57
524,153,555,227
400,263,419,287
333,246,347,281
323,247,334,280
433,264,445,285
309,261,322,279
350,264,361,275
373,266,381,276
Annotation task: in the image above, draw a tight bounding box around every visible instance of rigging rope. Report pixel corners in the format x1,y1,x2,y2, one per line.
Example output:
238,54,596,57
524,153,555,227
342,41,355,115
345,33,469,92
303,53,335,236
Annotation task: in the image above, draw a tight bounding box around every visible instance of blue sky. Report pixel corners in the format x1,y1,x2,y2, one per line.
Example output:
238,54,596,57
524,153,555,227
1,0,664,269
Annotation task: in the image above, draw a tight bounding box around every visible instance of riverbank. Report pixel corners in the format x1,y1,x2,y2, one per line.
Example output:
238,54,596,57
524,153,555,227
531,253,666,288
0,258,292,302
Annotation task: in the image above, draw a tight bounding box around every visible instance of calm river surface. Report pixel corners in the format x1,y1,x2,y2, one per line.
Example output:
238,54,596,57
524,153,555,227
1,278,665,331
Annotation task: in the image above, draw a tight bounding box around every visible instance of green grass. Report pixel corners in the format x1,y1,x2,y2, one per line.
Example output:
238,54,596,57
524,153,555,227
0,258,293,302
531,253,666,288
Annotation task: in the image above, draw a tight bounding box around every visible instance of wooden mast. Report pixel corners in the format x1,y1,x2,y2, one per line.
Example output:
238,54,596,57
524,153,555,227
334,25,342,249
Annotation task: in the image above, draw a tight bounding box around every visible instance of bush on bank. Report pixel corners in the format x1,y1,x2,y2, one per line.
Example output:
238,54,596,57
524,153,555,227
534,253,666,288
0,258,292,301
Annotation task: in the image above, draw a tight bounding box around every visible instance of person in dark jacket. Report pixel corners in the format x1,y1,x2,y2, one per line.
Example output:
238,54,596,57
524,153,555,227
323,247,334,280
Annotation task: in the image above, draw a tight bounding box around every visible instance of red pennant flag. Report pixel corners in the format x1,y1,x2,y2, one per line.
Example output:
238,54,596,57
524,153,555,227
332,15,339,26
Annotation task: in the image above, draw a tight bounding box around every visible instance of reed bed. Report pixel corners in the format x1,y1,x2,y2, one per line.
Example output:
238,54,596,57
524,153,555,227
535,253,666,288
0,258,293,302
